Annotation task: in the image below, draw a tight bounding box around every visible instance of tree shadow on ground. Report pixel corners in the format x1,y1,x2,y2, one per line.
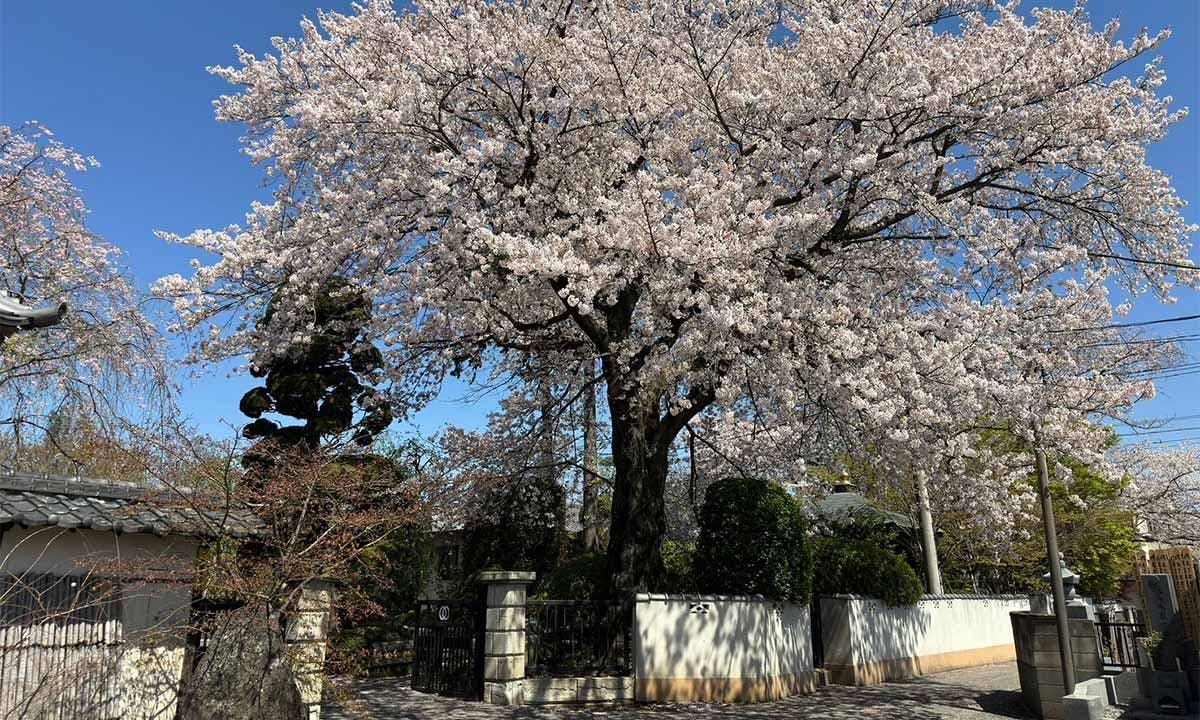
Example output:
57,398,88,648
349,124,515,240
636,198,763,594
323,663,1034,720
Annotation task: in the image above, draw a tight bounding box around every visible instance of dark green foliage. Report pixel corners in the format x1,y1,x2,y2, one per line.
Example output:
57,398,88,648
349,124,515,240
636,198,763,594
240,277,392,455
535,553,607,600
462,476,565,585
692,477,812,602
815,514,925,585
660,539,696,593
812,537,924,606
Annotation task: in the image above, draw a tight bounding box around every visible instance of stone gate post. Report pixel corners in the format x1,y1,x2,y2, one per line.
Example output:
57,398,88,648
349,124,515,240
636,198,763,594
478,570,535,705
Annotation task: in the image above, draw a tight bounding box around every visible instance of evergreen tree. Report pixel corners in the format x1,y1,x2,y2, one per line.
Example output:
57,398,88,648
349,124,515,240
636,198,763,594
239,278,392,455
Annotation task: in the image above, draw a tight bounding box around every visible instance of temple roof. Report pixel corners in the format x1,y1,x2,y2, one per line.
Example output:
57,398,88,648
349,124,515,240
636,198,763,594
0,473,262,539
815,484,916,530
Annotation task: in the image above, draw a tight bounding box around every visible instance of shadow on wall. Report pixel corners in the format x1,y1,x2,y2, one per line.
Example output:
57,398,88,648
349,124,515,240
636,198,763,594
822,595,931,683
821,596,1030,686
634,595,814,703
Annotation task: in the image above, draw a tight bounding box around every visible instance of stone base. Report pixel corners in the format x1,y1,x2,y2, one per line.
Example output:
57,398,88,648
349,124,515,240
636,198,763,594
1062,692,1104,720
484,680,524,706
525,676,634,705
636,671,820,703
825,644,1018,686
1104,669,1140,706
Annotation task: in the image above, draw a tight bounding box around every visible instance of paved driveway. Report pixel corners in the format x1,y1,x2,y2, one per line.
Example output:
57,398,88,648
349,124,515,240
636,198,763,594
323,663,1047,720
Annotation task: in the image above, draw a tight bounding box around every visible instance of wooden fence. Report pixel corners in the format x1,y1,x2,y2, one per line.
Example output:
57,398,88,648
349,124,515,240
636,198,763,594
0,573,125,720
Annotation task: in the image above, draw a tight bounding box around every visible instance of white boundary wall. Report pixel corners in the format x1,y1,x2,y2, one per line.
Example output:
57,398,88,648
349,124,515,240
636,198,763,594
633,593,818,703
820,594,1030,685
1,525,198,719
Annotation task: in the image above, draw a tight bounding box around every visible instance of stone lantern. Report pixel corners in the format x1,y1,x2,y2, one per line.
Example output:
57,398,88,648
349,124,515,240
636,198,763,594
1043,552,1092,620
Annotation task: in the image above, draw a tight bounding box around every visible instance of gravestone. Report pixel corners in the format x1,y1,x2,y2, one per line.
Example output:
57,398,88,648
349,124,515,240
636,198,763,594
1136,573,1198,715
1142,574,1180,634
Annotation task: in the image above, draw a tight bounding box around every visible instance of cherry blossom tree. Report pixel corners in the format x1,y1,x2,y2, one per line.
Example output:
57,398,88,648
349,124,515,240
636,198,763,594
159,0,1195,595
1,122,167,472
1114,442,1200,548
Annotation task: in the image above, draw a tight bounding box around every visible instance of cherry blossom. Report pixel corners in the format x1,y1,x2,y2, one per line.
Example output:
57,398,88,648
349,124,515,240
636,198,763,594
1,122,167,468
158,0,1196,594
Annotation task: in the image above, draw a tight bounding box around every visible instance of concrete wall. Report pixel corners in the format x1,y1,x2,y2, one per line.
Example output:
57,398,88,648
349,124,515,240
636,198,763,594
820,594,1030,685
525,676,635,705
0,525,198,720
633,593,818,703
1011,611,1103,720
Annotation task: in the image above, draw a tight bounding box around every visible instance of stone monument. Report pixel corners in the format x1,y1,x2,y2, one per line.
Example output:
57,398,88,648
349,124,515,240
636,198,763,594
1135,573,1197,715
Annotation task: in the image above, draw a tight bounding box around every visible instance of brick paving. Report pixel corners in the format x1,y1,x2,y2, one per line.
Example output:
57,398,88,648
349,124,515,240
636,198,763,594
323,662,1050,720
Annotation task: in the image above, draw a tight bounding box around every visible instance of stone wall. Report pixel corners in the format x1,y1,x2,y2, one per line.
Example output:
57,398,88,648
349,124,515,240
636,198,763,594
524,676,635,704
820,594,1031,686
1010,611,1103,720
633,593,818,703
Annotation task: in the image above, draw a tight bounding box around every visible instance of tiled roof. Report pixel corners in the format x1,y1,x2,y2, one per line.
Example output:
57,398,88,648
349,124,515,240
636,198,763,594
815,490,916,530
0,473,262,539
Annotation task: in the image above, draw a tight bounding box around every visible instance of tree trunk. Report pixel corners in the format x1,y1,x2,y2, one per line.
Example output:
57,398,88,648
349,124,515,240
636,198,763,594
604,388,670,601
580,376,601,553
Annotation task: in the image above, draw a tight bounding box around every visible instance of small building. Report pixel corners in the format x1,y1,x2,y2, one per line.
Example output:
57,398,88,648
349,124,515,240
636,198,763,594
814,481,917,532
0,472,259,719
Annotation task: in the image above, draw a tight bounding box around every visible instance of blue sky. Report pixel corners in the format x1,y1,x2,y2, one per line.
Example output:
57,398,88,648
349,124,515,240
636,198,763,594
2,0,1197,444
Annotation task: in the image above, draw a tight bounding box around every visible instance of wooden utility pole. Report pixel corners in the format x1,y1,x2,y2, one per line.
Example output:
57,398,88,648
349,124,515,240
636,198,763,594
1034,438,1075,695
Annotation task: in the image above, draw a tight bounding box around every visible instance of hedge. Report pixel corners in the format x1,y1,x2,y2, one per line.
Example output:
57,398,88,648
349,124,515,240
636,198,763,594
692,477,812,602
812,536,924,606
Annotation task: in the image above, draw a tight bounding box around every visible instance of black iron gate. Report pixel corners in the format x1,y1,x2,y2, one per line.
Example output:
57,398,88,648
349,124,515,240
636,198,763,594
410,598,484,699
1095,621,1146,669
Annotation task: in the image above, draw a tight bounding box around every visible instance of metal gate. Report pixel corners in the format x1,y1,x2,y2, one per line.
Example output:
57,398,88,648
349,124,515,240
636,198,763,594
1095,621,1146,669
810,598,824,668
410,598,483,699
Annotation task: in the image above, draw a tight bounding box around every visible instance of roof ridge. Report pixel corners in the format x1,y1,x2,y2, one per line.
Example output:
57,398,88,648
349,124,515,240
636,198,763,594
0,472,158,500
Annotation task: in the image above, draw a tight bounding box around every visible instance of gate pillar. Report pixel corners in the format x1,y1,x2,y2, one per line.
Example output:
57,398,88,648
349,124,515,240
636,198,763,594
478,570,535,705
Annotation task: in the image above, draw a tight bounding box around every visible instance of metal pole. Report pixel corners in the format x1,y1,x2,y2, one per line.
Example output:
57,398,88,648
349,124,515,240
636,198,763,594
1034,440,1075,695
914,466,943,594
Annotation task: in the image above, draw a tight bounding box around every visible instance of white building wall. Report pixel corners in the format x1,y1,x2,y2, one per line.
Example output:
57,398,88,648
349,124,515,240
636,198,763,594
633,593,817,703
820,594,1030,685
0,525,198,720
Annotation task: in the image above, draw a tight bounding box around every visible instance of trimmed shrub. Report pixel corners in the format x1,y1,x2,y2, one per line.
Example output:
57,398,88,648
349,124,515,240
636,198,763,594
535,552,606,600
660,539,696,593
692,477,812,602
812,537,924,606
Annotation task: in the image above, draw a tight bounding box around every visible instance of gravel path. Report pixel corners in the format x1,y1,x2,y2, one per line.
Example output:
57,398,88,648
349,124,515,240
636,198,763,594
323,663,1045,720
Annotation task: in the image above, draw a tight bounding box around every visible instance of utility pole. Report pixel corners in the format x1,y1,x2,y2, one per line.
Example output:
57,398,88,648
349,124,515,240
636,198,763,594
1034,436,1075,695
914,466,943,595
0,292,67,343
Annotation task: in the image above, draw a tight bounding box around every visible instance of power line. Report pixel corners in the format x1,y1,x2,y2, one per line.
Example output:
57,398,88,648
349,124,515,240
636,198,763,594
1116,413,1200,427
1119,425,1200,437
1052,314,1200,333
1080,334,1200,348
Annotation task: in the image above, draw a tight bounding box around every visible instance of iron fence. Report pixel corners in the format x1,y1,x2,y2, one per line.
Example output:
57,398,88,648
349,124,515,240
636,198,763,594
525,600,631,677
1095,621,1147,669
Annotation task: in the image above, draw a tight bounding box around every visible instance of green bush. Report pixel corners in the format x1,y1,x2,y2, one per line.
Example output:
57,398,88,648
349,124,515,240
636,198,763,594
660,539,696,593
692,477,812,602
812,537,924,606
535,552,606,600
